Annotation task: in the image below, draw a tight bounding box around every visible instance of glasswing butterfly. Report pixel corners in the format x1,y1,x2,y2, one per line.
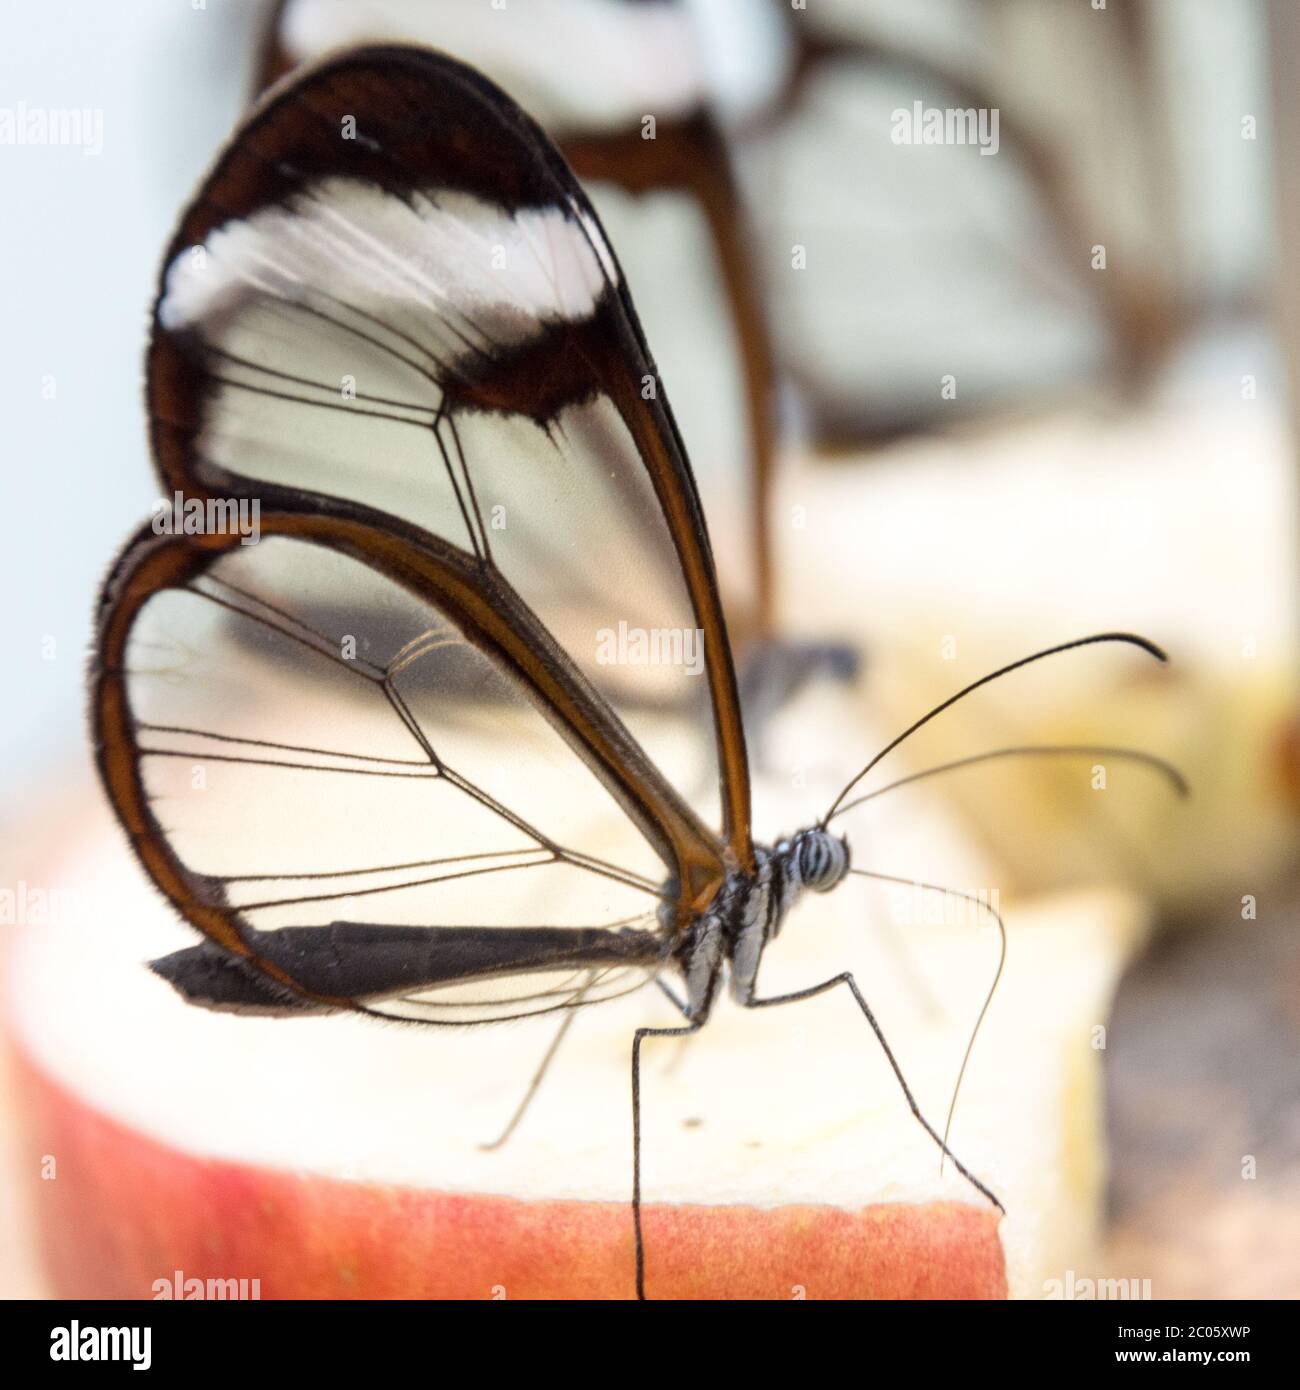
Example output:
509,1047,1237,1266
90,45,1182,1299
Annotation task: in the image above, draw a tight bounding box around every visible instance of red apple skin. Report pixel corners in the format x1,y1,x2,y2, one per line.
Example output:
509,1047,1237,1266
14,1047,1007,1300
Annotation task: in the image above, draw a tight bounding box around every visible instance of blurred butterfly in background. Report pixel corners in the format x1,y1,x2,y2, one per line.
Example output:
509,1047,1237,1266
90,46,1182,1298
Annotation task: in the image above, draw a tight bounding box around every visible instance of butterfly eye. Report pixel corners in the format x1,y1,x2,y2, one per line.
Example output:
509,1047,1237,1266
794,829,848,892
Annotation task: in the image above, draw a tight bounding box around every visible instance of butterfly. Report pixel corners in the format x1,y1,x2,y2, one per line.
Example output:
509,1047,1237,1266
90,45,1183,1299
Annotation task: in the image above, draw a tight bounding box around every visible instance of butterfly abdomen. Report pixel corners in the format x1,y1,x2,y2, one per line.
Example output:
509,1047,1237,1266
150,924,668,1016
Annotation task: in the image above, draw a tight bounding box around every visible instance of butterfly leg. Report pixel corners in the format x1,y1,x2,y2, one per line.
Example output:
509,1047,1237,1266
742,972,1003,1213
651,978,698,1077
477,1002,582,1152
631,1007,703,1301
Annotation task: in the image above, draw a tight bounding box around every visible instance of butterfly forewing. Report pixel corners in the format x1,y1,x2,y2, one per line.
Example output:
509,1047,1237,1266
255,1,775,644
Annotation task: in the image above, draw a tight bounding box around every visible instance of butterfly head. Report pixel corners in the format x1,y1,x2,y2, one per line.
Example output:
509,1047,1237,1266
726,828,850,1002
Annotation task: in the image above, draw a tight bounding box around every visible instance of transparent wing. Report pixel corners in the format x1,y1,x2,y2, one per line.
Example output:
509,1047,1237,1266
255,2,784,650
147,45,751,859
95,521,716,1020
361,954,664,1025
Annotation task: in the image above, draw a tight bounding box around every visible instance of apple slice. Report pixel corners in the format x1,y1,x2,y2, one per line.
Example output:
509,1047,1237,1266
3,777,1145,1299
13,1055,1006,1300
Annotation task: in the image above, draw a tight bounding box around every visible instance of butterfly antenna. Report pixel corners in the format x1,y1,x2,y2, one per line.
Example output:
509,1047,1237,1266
850,869,1006,1177
830,743,1188,820
819,633,1167,827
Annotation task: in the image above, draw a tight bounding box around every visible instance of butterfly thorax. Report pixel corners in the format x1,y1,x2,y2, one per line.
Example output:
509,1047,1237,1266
673,828,850,1021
